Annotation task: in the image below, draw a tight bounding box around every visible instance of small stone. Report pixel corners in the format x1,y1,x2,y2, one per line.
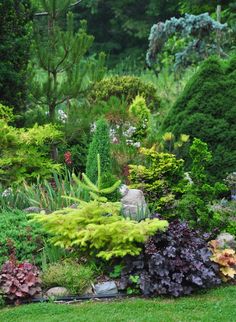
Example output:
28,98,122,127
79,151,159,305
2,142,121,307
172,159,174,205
45,287,70,297
216,233,236,249
23,207,44,214
83,285,94,295
94,281,118,296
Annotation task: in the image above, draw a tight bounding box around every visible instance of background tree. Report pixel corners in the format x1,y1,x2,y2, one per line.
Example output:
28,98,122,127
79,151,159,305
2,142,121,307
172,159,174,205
0,0,32,121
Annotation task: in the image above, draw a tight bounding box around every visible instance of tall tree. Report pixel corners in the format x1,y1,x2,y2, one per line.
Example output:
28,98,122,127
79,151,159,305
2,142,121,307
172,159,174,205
0,0,32,119
32,0,105,124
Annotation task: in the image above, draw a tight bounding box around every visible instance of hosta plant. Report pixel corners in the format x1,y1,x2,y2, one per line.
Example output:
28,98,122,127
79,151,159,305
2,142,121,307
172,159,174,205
120,219,220,297
209,240,236,282
0,260,41,302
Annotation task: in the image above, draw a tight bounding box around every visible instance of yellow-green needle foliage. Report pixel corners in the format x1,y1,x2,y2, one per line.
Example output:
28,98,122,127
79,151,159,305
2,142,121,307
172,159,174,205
32,199,168,260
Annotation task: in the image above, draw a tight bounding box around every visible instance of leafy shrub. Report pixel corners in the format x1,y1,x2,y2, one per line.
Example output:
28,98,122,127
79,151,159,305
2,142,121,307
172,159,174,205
42,261,94,295
0,118,62,186
86,119,112,184
0,210,46,267
32,163,168,261
163,56,236,179
88,76,160,110
120,220,221,297
0,260,41,302
176,139,228,232
129,147,186,216
209,240,236,281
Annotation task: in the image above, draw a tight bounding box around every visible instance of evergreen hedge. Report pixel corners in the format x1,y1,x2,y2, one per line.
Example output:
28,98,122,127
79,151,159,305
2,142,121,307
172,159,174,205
163,56,236,179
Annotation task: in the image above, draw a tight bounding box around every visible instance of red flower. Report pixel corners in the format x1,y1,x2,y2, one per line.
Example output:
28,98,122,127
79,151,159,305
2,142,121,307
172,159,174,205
64,151,72,165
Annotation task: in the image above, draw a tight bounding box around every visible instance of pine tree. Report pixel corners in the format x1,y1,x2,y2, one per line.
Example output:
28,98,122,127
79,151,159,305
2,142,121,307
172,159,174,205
32,0,105,124
86,118,111,184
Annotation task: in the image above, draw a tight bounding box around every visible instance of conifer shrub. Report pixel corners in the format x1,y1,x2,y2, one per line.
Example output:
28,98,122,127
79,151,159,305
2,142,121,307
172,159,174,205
163,56,236,179
88,76,160,110
86,118,111,184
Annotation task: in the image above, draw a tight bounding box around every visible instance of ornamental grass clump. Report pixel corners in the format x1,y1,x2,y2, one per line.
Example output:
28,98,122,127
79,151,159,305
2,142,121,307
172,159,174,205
120,219,221,297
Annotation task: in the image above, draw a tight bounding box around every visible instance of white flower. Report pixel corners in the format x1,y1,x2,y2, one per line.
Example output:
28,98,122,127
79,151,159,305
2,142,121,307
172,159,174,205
58,109,67,123
90,122,97,133
133,142,141,148
2,188,13,198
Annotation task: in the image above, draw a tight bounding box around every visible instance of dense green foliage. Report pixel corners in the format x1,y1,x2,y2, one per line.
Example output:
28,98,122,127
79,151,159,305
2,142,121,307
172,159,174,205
42,261,94,295
86,119,112,184
0,0,32,119
88,76,160,110
0,210,46,267
163,56,236,179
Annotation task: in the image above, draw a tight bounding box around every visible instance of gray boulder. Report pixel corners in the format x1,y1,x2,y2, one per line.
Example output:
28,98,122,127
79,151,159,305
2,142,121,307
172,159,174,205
216,232,236,249
94,281,118,296
121,188,149,219
45,287,70,297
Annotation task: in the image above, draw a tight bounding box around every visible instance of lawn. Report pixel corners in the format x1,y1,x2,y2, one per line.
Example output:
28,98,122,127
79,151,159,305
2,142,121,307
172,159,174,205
0,286,235,322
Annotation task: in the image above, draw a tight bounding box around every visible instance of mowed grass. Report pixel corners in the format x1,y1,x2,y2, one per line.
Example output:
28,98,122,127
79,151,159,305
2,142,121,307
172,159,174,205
0,286,235,322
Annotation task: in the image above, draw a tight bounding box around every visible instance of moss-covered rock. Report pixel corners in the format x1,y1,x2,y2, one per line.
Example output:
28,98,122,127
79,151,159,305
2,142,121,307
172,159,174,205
163,56,236,179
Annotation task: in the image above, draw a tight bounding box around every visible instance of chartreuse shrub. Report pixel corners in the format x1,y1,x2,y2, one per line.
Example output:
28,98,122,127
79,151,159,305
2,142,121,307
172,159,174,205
42,261,95,295
176,139,228,232
0,210,46,267
163,56,236,179
128,95,150,141
32,156,168,261
120,220,221,297
129,147,186,216
0,110,62,185
88,76,160,110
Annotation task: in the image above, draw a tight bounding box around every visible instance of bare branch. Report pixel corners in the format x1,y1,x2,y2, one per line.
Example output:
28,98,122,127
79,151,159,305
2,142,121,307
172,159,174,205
34,0,82,17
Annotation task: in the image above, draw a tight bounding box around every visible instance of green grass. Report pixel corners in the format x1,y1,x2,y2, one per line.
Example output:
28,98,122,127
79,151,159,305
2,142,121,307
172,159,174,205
0,286,235,322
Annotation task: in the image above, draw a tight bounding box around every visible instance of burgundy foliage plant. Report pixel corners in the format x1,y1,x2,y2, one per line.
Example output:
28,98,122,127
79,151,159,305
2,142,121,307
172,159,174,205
0,260,41,302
